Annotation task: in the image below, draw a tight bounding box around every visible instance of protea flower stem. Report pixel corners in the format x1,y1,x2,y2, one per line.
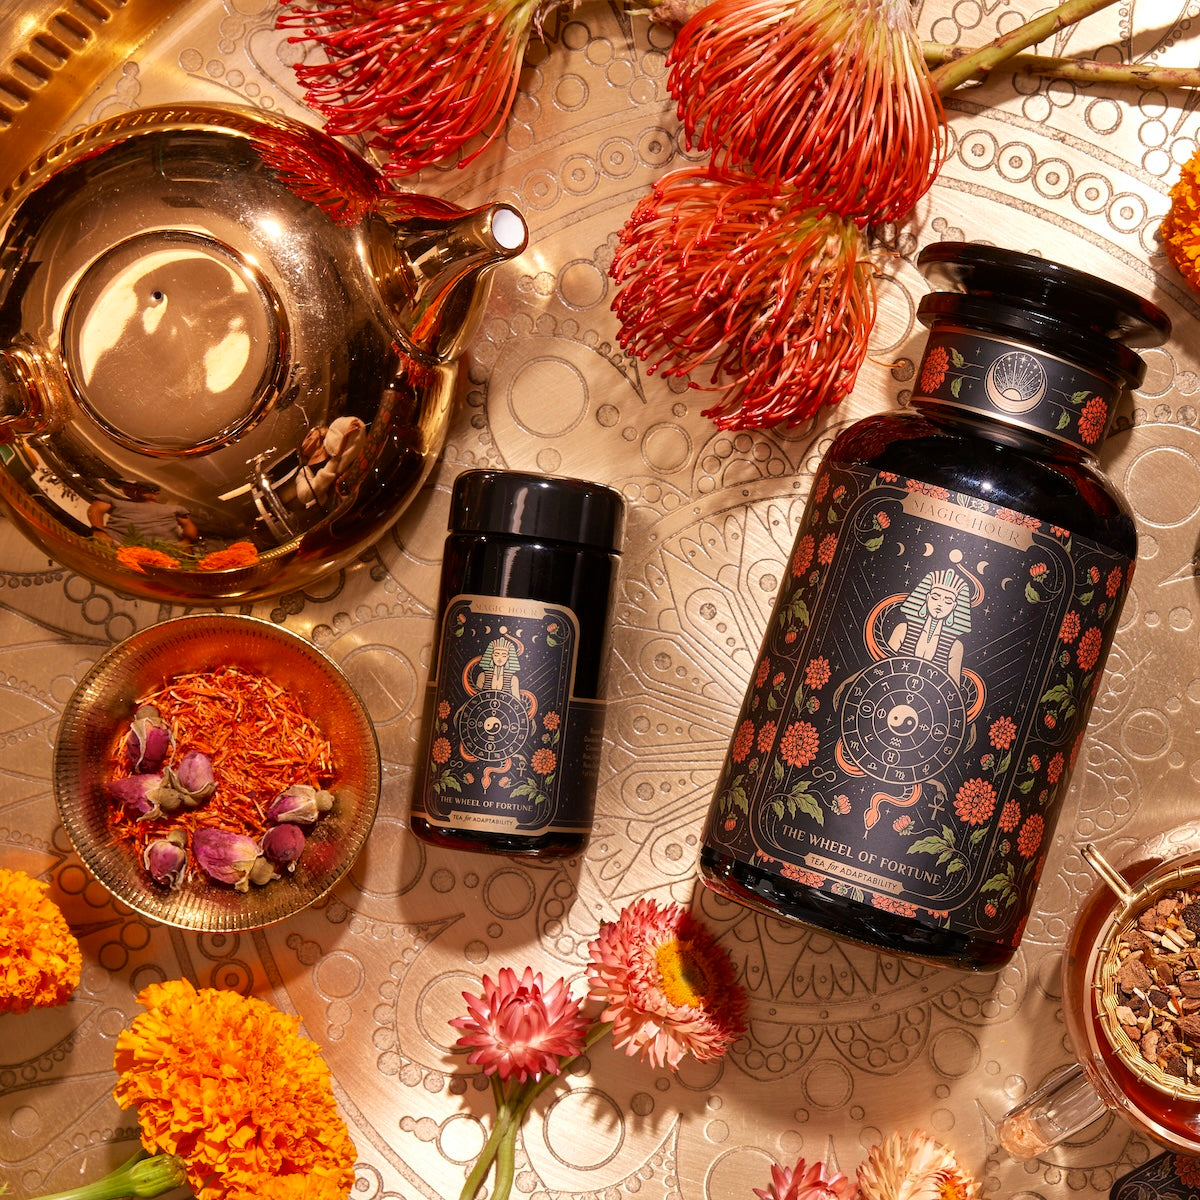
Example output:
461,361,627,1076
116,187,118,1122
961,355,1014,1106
926,0,1121,93
924,43,1200,92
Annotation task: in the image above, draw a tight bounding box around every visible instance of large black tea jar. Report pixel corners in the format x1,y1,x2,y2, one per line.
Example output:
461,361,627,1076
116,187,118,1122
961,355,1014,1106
699,242,1171,970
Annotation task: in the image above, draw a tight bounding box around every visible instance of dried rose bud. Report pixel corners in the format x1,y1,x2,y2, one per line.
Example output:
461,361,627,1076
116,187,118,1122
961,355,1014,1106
125,704,173,772
168,750,217,805
193,828,264,892
143,830,188,889
107,772,183,821
266,784,334,825
261,823,306,871
249,856,280,887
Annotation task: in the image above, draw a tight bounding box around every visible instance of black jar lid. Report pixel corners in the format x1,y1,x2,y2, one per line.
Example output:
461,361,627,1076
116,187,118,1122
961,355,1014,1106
450,469,625,554
918,242,1171,350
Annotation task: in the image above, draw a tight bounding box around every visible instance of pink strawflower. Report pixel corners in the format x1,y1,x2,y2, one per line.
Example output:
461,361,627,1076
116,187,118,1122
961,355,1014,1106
586,898,748,1070
856,1130,978,1200
450,966,587,1083
755,1157,860,1200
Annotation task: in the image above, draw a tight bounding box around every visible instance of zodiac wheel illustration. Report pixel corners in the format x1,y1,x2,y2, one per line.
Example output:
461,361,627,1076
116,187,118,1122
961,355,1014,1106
839,655,967,786
457,689,532,761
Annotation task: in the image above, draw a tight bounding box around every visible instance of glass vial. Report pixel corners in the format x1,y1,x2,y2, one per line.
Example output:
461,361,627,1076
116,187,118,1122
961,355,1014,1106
699,242,1172,970
411,469,625,857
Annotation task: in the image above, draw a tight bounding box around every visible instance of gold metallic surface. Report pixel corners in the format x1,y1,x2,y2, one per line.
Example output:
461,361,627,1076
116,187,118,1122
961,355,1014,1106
0,0,181,190
1,2,1199,1198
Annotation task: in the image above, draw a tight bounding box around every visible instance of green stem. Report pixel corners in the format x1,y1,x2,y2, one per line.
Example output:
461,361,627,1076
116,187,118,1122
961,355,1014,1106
24,1152,187,1200
928,0,1122,94
456,1022,616,1200
924,42,1200,91
457,1080,526,1200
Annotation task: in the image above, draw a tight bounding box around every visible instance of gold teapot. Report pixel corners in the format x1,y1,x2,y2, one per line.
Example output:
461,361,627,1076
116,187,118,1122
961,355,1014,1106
0,103,527,601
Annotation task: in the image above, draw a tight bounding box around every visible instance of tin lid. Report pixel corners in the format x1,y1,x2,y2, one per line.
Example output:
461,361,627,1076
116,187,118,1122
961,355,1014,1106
918,242,1171,350
450,470,625,554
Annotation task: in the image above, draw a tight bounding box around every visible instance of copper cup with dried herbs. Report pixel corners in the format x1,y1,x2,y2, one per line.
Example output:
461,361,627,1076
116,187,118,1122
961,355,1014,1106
53,614,380,932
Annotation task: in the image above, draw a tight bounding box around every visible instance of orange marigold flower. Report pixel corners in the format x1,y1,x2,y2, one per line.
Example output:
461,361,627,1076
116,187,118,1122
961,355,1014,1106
117,546,180,573
196,541,260,571
113,979,357,1200
1059,611,1080,643
667,0,944,222
531,747,557,775
542,711,560,731
1163,147,1200,292
0,868,81,1015
610,165,877,429
431,736,452,765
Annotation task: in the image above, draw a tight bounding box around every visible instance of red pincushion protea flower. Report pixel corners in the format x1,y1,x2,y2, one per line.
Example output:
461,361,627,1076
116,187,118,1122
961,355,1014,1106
610,165,876,429
666,0,944,222
450,966,588,1082
586,897,748,1069
277,0,551,177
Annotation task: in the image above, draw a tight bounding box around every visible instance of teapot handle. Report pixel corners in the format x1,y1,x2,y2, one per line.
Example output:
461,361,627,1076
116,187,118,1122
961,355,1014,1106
996,1062,1110,1159
0,348,46,439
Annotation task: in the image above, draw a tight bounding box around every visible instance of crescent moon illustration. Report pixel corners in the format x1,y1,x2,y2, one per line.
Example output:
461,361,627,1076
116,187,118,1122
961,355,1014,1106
895,541,906,555
1000,577,1012,590
923,543,935,557
977,561,989,574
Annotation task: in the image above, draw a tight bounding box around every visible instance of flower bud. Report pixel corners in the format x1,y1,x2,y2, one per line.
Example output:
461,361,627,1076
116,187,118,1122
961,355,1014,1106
107,772,181,821
125,704,173,772
143,830,188,888
193,828,264,892
261,823,306,871
266,784,334,825
168,750,217,806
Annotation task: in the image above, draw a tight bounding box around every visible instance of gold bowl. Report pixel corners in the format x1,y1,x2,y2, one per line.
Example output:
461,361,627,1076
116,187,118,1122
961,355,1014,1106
52,613,380,931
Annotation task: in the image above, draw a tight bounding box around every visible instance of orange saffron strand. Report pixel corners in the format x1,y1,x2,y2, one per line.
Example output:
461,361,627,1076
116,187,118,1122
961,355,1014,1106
108,666,336,861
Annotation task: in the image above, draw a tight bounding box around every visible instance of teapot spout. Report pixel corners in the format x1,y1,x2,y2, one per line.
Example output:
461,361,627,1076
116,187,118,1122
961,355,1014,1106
378,201,528,361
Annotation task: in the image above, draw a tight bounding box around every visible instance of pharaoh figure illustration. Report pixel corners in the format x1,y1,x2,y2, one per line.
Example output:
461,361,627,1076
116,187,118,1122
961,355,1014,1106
455,631,536,787
836,562,986,830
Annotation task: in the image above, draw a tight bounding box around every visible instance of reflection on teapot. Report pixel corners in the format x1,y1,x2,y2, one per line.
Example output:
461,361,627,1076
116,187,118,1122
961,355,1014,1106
0,103,528,602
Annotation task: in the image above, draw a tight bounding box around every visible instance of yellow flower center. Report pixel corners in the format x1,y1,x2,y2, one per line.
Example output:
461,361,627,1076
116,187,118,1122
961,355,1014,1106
655,938,717,1009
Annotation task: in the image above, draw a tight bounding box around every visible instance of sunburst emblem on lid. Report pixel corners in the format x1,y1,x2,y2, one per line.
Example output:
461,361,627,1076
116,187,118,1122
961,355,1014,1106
983,350,1048,413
